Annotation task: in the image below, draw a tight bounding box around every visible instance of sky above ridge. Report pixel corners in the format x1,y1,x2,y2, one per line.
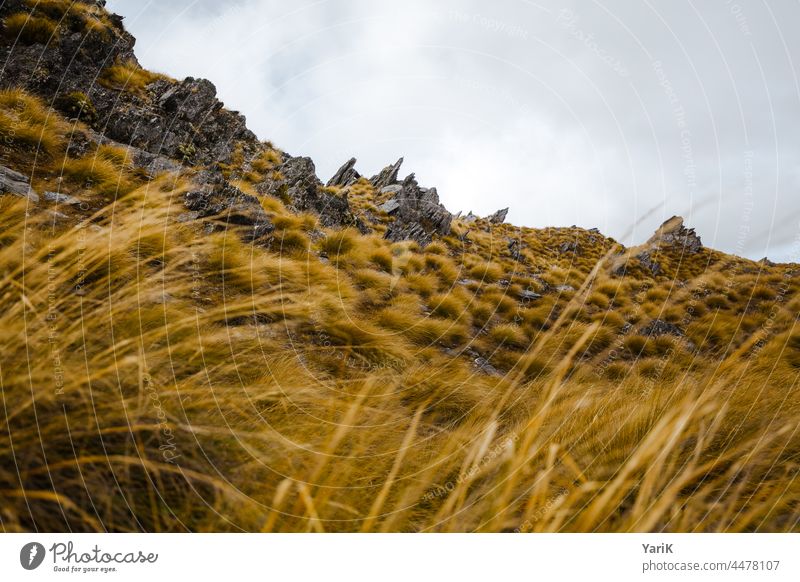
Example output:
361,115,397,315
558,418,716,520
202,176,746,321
107,0,800,262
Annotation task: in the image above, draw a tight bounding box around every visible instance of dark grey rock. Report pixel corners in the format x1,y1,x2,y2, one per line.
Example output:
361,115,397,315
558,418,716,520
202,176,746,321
185,171,273,241
519,290,542,301
648,216,703,254
327,157,360,187
370,157,404,190
44,191,81,205
559,240,581,255
0,165,38,202
383,174,453,246
474,357,500,376
379,184,402,195
487,207,509,224
636,251,662,276
379,199,400,214
640,319,684,337
258,156,368,232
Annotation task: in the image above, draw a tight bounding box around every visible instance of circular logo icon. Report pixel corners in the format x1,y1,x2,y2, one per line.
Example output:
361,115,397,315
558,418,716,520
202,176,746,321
20,542,46,570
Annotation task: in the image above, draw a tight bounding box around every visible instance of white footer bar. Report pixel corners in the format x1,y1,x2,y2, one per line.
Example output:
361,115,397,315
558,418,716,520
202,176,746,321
1,534,797,581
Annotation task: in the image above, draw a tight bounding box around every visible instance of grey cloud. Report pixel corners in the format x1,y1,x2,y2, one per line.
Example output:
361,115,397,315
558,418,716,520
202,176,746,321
107,0,800,261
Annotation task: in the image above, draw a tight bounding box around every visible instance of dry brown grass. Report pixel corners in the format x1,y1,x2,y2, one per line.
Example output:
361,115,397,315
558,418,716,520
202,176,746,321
99,60,166,96
0,89,798,533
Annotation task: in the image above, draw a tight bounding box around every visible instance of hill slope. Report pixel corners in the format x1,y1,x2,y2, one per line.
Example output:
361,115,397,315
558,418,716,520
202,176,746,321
0,0,798,532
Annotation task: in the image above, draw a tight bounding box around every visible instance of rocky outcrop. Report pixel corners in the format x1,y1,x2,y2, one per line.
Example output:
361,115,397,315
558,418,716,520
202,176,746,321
183,170,273,242
0,165,38,202
635,250,661,276
487,208,509,224
0,0,258,169
0,1,374,236
100,76,257,167
647,216,703,254
371,159,452,246
327,158,360,188
259,156,368,232
612,216,704,278
370,157,404,191
559,240,581,256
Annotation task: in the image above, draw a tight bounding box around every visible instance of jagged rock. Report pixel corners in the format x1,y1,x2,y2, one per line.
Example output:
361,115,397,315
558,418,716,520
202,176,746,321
101,77,257,166
636,250,662,276
463,211,478,223
508,239,522,261
383,174,453,246
370,157,403,190
380,184,402,195
369,158,452,245
260,156,368,232
184,171,273,241
487,207,509,224
759,257,776,267
44,191,82,206
648,216,703,254
0,165,38,202
0,8,257,169
84,129,182,178
327,158,360,187
559,240,581,255
379,199,400,214
640,319,684,337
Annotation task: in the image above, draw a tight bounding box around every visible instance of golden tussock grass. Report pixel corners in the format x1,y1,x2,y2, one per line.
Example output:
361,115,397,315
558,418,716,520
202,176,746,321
99,60,167,96
0,90,798,533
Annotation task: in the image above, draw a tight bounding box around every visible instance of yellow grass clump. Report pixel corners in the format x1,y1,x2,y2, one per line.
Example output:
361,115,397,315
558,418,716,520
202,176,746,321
0,87,798,534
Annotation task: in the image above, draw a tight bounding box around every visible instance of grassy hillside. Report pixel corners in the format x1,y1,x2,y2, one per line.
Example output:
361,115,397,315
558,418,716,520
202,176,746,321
0,2,798,532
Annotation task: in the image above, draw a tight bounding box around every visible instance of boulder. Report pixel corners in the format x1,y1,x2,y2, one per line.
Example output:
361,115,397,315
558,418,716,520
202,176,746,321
0,165,38,202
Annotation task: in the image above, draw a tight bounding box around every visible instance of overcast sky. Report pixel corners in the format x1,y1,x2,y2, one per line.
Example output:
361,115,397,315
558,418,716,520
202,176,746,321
106,0,800,262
